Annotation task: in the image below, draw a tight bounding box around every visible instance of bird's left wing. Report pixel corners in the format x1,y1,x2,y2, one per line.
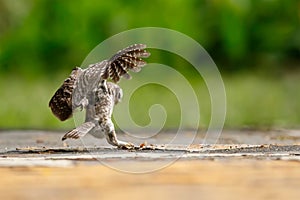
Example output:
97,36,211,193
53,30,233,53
49,44,150,121
49,67,82,121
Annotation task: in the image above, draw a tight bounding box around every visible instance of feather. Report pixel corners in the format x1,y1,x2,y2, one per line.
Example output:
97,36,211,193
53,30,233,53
49,67,82,121
49,44,150,121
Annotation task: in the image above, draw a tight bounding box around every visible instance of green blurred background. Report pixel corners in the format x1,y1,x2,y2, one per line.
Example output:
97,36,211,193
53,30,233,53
0,0,299,130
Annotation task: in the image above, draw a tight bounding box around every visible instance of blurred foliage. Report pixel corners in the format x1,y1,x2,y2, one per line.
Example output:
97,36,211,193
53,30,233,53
1,73,300,129
0,0,299,75
0,0,300,129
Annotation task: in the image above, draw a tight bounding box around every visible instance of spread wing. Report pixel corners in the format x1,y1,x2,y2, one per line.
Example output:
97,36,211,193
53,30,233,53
49,44,150,121
75,44,150,92
48,67,82,121
104,43,151,82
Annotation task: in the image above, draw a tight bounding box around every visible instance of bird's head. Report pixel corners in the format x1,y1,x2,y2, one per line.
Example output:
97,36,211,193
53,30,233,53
113,86,123,105
107,82,123,105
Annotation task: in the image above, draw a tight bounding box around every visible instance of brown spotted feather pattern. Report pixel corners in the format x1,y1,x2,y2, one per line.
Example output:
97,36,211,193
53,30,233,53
49,44,150,121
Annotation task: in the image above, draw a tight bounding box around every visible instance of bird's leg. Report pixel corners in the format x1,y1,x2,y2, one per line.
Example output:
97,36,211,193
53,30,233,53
73,96,88,111
100,119,134,149
105,130,134,149
62,121,96,141
78,97,89,111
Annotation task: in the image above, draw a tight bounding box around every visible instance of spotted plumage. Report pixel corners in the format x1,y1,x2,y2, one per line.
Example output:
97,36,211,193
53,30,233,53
49,67,82,121
49,44,150,148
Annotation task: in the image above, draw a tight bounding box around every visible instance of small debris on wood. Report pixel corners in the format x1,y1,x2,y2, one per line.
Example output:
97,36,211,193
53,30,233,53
139,141,147,148
63,142,69,147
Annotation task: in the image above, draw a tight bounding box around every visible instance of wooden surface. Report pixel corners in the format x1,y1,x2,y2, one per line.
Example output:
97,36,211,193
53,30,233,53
0,160,300,200
1,130,300,200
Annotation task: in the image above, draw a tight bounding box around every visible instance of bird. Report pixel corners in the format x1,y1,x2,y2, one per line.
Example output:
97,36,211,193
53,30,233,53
49,44,150,148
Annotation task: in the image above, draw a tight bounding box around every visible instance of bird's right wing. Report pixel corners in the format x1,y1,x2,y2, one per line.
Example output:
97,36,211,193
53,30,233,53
50,44,150,121
103,44,151,82
79,44,151,86
73,44,150,108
